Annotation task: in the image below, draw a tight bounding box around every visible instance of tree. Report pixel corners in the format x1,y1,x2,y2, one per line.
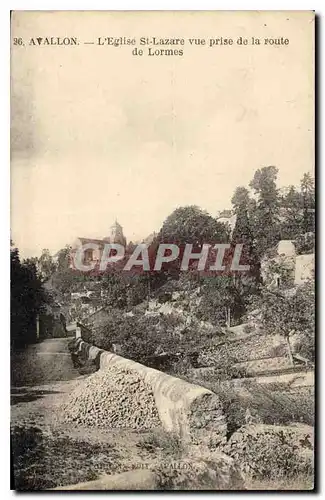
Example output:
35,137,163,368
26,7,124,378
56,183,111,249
249,166,281,257
100,271,129,309
56,245,72,272
231,186,262,310
294,232,315,255
38,249,57,281
158,205,229,245
232,188,252,242
91,308,181,367
198,274,256,327
11,244,49,350
259,281,315,364
279,185,304,239
155,206,230,283
278,175,315,240
231,186,260,272
49,245,96,298
300,173,315,234
231,186,251,212
261,253,296,290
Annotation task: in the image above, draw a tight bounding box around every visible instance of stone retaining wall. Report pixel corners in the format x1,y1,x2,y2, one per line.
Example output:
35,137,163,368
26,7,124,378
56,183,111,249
75,338,226,445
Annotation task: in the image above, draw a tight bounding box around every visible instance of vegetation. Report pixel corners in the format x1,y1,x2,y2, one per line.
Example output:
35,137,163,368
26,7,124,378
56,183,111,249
158,205,229,245
11,244,49,351
294,232,315,255
137,429,183,458
11,167,315,492
11,167,315,367
224,424,313,482
249,166,281,256
11,425,120,490
258,281,315,364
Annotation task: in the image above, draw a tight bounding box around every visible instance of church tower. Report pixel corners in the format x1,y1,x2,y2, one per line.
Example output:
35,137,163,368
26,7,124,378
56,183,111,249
105,220,126,246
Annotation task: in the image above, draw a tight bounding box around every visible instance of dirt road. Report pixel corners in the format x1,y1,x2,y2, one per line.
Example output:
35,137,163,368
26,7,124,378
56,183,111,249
11,337,80,386
10,337,160,490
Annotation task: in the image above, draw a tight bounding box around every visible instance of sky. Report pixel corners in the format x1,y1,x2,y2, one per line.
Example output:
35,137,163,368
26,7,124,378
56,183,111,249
11,11,314,258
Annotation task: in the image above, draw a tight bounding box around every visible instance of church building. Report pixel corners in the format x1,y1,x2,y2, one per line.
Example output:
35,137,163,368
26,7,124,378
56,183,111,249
70,220,127,267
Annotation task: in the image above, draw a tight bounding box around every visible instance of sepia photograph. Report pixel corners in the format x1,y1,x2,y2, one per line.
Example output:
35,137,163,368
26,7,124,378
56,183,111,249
10,10,315,491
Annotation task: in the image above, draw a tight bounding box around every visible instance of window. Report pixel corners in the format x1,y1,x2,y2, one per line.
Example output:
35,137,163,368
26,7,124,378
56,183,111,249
84,249,93,262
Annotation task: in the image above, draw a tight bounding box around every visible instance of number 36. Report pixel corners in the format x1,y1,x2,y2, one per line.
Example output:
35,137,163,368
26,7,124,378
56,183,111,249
13,38,24,46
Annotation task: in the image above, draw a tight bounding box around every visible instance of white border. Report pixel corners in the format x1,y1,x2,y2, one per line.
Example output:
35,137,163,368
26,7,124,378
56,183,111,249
1,1,323,10
2,1,323,498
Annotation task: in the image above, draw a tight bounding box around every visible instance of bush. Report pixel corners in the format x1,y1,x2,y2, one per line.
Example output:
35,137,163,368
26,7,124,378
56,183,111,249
258,281,315,363
187,377,314,439
11,425,120,490
243,324,255,334
223,424,314,481
137,429,183,458
294,233,315,255
91,309,182,367
91,308,215,370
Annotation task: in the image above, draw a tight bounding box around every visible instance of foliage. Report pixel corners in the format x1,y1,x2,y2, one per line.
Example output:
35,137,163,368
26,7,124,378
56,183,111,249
262,255,295,288
278,174,315,240
37,249,57,281
11,425,119,490
249,166,281,257
192,378,314,440
300,173,315,234
92,309,171,365
91,306,218,370
231,186,251,211
44,170,314,330
100,272,129,309
223,424,314,481
11,245,49,350
231,185,262,316
229,170,315,262
158,205,229,245
99,270,166,310
294,232,315,255
197,275,259,326
136,429,183,457
56,245,72,271
50,268,85,297
258,281,315,361
279,186,304,239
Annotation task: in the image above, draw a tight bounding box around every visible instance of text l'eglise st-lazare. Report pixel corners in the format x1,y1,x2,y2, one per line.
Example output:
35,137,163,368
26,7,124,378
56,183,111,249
29,37,79,45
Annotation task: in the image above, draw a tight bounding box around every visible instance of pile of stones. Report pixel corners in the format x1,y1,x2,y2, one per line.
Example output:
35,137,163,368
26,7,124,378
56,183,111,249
60,366,160,430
